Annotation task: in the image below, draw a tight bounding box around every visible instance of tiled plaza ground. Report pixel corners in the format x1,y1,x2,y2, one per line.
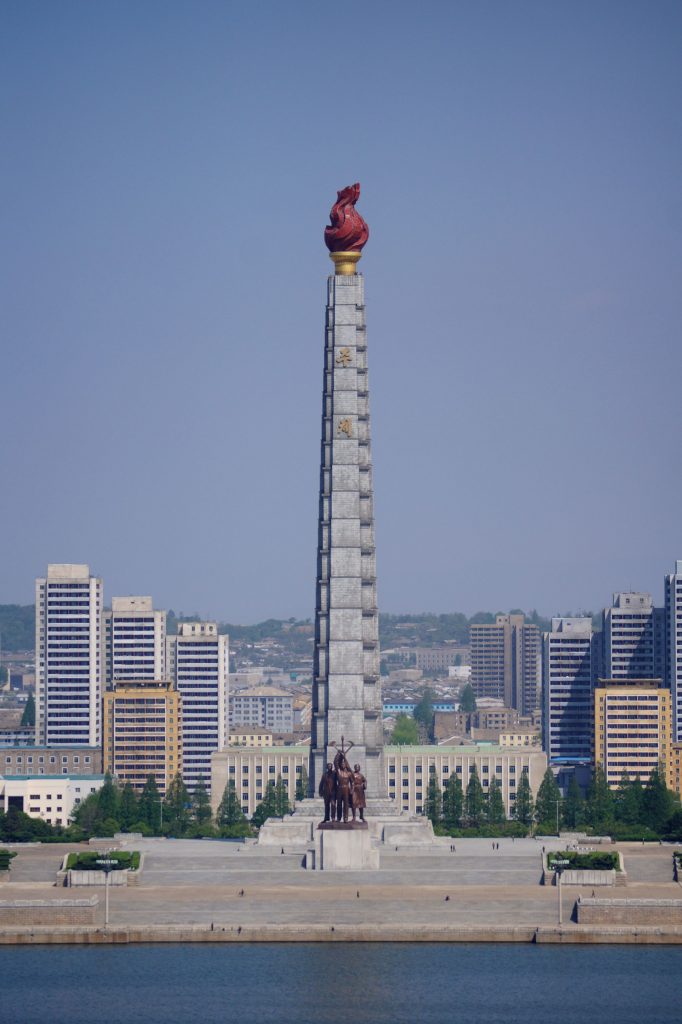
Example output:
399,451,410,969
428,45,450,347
2,837,679,931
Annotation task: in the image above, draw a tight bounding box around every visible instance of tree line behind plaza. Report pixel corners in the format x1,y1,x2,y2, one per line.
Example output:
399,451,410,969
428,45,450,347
0,767,309,843
424,763,682,840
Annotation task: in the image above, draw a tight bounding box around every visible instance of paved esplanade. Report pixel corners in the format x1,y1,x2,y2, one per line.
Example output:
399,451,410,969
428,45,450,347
309,183,385,799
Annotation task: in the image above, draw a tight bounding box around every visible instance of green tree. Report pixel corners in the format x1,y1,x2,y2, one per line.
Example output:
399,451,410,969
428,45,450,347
614,772,644,825
295,763,309,801
586,765,614,828
252,781,279,828
442,774,464,828
217,780,247,827
97,773,120,825
424,773,442,825
138,775,162,831
163,773,191,835
71,791,102,834
20,693,35,727
465,766,485,826
486,777,506,825
458,683,477,714
273,775,291,817
562,775,585,829
391,714,419,745
513,770,535,828
192,778,213,825
119,784,139,830
413,689,435,740
535,768,562,830
642,766,675,832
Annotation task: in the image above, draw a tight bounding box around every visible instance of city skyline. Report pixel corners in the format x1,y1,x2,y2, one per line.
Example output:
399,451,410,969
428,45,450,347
2,3,680,623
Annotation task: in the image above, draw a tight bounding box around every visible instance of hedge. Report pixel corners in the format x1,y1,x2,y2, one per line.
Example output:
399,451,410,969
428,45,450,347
66,850,140,871
548,850,619,871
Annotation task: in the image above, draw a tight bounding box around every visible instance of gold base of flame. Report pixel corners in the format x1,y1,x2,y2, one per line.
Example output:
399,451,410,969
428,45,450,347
329,251,362,275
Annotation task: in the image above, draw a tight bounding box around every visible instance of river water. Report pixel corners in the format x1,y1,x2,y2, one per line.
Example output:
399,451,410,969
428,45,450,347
0,943,680,1024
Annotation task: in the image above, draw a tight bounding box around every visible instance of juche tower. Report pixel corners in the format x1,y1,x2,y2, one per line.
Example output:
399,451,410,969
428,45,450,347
308,184,386,800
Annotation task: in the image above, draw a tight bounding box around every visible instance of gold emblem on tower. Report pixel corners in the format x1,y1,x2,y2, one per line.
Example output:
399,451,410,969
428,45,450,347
338,418,353,438
336,348,352,367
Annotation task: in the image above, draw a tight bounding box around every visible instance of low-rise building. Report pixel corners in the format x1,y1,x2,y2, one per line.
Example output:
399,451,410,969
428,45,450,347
499,727,541,748
0,727,35,747
211,744,547,819
415,647,469,672
0,774,106,826
1,746,102,776
230,727,273,748
103,679,182,795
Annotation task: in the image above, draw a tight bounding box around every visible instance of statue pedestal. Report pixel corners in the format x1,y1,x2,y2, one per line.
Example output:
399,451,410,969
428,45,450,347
313,825,379,871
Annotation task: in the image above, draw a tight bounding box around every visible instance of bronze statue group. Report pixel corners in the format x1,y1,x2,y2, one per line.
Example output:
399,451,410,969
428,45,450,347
318,750,367,823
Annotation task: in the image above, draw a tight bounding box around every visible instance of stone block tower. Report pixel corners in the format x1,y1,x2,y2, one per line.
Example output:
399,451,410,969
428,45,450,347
309,184,386,799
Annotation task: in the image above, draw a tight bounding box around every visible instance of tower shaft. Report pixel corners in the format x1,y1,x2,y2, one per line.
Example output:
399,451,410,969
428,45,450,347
309,272,385,798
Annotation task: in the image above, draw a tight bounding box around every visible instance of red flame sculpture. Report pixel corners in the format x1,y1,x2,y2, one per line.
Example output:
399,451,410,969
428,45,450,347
324,183,369,253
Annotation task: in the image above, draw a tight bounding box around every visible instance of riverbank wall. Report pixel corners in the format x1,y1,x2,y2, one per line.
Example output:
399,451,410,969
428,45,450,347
1,922,682,944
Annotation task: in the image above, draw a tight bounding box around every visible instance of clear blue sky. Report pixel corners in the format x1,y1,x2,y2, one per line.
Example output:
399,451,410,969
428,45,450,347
1,1,680,622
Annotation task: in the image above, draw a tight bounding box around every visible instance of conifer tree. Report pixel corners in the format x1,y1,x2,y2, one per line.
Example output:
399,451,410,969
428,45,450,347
295,764,309,802
119,783,139,830
513,770,535,828
465,765,485,826
139,775,162,831
642,766,674,832
274,774,291,817
425,773,442,825
535,768,562,829
458,684,477,714
252,781,279,828
442,774,464,829
192,778,213,825
21,693,35,727
586,765,614,828
486,776,506,825
562,775,585,829
216,780,247,827
163,772,191,835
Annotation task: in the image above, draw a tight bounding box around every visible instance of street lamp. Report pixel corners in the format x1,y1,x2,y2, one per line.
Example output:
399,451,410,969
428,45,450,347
552,857,570,926
95,851,117,929
555,799,561,836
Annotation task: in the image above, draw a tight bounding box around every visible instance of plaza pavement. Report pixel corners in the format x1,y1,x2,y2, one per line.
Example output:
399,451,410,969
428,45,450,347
2,837,679,933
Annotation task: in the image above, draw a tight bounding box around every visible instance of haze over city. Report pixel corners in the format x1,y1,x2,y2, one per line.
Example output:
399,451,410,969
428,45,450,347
2,1,680,621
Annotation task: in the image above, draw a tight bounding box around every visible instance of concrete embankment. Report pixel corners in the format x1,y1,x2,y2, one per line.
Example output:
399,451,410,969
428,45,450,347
1,923,682,944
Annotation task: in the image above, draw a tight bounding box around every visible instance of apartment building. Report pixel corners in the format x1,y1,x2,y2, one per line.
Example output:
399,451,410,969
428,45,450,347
166,623,229,793
594,679,673,789
103,596,166,684
35,564,102,747
543,617,596,764
103,679,182,795
603,593,663,681
470,614,541,715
